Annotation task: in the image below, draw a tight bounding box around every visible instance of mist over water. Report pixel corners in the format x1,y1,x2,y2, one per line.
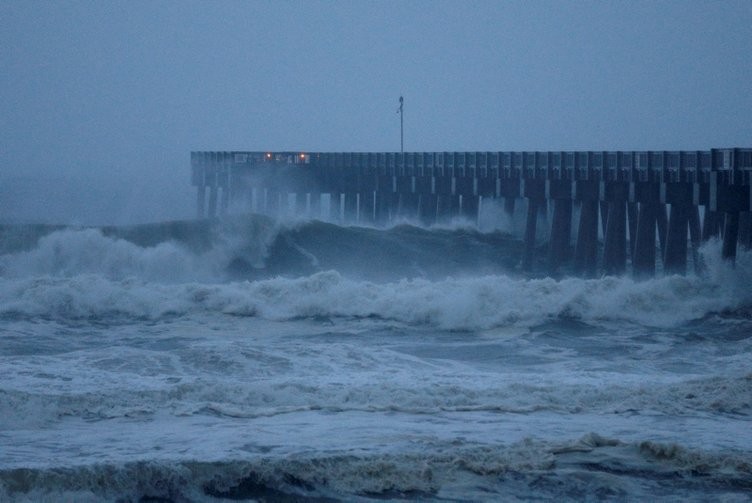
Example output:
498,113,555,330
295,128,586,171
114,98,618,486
0,169,195,226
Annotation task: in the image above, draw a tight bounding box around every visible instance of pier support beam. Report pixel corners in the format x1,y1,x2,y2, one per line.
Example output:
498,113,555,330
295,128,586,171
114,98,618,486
419,194,438,226
702,209,722,241
602,183,629,276
295,192,307,216
207,185,218,218
280,192,291,218
739,212,752,250
633,202,658,278
436,194,456,221
461,195,479,223
504,197,516,220
603,199,627,276
374,192,392,225
522,181,545,271
599,202,609,239
572,180,602,277
388,192,401,221
547,198,572,274
309,192,321,219
196,185,206,219
722,212,739,263
689,206,702,273
659,183,695,275
657,204,668,263
522,199,539,271
264,189,279,215
359,191,375,224
246,187,256,214
219,186,230,215
344,192,358,222
627,202,638,262
574,200,599,277
664,202,691,275
329,193,342,222
399,193,420,220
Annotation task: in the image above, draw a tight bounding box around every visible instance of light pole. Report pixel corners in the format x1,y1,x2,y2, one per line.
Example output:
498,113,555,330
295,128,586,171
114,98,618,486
398,96,404,153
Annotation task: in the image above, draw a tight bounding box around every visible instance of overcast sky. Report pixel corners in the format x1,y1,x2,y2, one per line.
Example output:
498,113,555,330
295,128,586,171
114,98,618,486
1,0,751,224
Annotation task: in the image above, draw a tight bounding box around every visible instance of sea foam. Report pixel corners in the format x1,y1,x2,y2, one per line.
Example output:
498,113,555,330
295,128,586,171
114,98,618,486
0,223,750,329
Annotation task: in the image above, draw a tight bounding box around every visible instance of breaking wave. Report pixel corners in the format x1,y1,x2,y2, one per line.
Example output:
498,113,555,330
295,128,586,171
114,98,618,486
0,215,520,282
0,216,751,329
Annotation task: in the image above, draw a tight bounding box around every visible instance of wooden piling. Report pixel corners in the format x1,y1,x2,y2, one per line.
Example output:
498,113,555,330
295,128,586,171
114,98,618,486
722,212,739,263
522,199,539,271
305,193,318,219
344,192,358,222
329,193,341,221
207,185,218,218
219,186,229,215
359,191,375,224
295,192,307,216
689,206,702,273
548,198,572,274
419,194,438,226
664,202,690,275
196,185,206,219
627,202,638,261
436,194,455,221
656,204,668,262
702,208,722,241
574,200,599,277
599,201,609,239
399,193,420,220
633,202,658,278
461,195,479,223
247,187,256,214
603,199,627,276
739,212,752,249
504,197,516,219
374,191,391,225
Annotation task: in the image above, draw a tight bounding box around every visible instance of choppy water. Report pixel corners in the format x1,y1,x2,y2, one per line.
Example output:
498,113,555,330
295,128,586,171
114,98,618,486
1,215,751,502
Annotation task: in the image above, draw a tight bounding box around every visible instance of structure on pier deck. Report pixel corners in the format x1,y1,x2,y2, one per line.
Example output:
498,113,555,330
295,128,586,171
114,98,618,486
191,149,752,277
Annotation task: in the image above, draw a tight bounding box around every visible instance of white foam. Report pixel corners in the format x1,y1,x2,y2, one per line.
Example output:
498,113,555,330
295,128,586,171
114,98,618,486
1,226,750,330
2,241,751,329
0,228,219,282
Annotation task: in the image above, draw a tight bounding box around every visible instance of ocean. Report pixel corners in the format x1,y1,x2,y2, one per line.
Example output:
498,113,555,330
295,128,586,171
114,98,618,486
0,214,750,502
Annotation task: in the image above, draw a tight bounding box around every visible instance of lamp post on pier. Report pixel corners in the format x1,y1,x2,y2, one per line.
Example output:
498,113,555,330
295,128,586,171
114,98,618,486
398,96,404,153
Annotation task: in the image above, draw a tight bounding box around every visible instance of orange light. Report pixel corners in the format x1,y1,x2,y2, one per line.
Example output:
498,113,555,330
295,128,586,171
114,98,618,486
300,153,306,159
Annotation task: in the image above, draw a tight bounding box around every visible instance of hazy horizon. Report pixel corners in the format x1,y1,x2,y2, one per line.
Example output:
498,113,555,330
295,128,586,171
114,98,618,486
2,0,751,225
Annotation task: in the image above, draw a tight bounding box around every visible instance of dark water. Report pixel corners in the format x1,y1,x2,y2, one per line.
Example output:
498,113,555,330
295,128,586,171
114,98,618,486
0,215,750,501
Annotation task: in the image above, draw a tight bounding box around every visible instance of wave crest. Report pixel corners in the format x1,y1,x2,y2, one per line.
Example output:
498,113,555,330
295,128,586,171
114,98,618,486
1,218,751,328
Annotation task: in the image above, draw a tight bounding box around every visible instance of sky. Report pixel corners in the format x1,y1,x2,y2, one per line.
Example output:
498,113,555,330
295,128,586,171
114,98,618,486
1,0,751,225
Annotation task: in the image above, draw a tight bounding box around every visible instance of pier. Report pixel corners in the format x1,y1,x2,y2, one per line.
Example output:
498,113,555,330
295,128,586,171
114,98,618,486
191,149,752,277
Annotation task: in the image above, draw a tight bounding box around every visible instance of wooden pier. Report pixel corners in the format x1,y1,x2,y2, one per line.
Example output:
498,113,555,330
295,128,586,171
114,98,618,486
191,149,752,276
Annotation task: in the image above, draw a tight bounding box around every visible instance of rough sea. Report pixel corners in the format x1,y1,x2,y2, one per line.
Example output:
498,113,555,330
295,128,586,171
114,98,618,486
1,213,750,502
